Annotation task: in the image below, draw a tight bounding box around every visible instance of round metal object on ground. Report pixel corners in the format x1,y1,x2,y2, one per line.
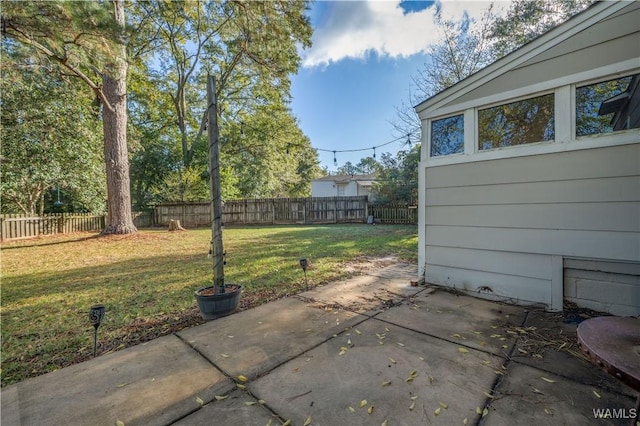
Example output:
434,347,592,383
577,316,640,391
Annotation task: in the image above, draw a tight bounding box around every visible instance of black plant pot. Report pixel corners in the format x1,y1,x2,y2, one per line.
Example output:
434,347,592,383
194,284,242,320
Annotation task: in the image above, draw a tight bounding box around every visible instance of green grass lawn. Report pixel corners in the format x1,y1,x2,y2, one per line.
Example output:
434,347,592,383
1,224,417,386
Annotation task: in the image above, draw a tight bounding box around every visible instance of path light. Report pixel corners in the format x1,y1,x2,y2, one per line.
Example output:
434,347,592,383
299,258,309,291
89,304,106,357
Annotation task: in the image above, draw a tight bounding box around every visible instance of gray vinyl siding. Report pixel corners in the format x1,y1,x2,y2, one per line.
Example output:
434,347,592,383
424,144,640,311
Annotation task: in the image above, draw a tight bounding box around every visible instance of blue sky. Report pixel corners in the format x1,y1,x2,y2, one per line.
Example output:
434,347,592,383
290,0,502,172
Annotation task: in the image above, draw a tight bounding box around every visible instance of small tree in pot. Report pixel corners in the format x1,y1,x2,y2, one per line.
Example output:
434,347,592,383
194,75,241,320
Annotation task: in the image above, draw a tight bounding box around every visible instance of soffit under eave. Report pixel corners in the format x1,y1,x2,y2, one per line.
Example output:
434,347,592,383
414,1,626,119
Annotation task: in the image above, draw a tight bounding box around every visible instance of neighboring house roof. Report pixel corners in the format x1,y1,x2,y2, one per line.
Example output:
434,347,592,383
313,174,377,184
414,1,637,117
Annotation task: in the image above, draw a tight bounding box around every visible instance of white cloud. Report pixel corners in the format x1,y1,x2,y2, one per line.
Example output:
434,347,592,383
302,0,507,68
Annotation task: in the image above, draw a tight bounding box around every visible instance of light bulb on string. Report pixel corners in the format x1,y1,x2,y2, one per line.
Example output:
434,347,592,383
372,147,376,159
406,134,412,146
333,151,337,166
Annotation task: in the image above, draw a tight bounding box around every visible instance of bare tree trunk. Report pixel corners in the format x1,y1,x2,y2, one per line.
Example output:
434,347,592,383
101,0,136,235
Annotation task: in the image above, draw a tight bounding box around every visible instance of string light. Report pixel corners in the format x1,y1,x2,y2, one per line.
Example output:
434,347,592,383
235,120,414,166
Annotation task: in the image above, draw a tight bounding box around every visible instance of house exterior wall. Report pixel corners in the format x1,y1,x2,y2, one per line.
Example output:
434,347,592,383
416,1,640,314
422,144,640,313
311,180,374,199
311,180,338,198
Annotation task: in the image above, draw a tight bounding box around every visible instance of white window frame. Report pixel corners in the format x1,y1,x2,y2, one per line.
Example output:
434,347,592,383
423,62,640,168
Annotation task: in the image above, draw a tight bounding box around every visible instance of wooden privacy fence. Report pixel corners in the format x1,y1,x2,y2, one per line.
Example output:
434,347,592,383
369,203,418,224
0,212,153,241
156,197,418,227
156,196,370,226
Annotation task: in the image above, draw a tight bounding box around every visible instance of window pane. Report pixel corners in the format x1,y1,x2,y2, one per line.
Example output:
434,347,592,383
478,94,555,150
576,74,639,137
430,114,464,157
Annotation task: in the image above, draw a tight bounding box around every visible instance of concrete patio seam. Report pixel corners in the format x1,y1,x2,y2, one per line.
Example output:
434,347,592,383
476,310,532,426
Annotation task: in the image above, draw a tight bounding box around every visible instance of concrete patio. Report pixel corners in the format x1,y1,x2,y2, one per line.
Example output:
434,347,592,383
2,263,637,425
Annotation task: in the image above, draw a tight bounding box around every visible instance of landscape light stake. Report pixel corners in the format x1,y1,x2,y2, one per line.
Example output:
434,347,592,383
89,304,106,357
299,258,308,290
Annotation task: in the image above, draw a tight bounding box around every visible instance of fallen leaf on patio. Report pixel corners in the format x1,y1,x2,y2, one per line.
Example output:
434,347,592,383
282,420,291,426
494,370,504,375
435,407,441,416
389,357,396,364
347,339,352,345
544,408,553,415
439,401,448,409
429,376,434,384
471,331,482,335
483,392,494,399
348,406,356,413
593,390,601,399
196,396,204,406
221,354,229,358
117,383,127,388
339,348,347,356
482,408,489,417
355,329,362,335
360,400,368,408
502,345,508,349
540,377,556,383
238,375,248,382
382,380,392,387
385,327,390,332
266,420,272,426
452,333,462,339
215,395,228,401
463,417,468,424
116,421,125,426
409,399,416,411
419,356,425,361
481,360,491,365
368,405,375,414
258,399,266,404
228,335,234,338
458,347,469,353
518,348,528,354
245,401,256,406
236,384,246,389
304,415,312,425
382,420,388,426
532,387,544,395
476,407,482,415
378,341,384,345
490,334,501,338
490,325,498,329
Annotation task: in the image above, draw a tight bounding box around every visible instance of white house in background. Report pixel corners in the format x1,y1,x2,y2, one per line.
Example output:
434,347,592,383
415,1,640,316
311,174,377,200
